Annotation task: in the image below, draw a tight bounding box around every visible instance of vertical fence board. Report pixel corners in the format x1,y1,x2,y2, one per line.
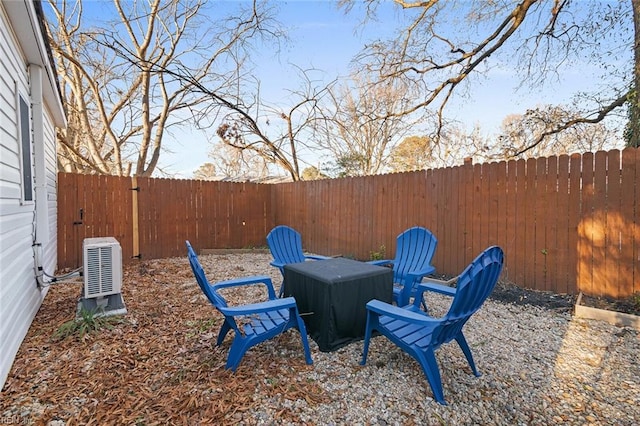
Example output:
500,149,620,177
593,151,608,296
361,177,372,257
390,174,402,257
471,164,482,264
567,154,582,294
580,152,595,295
362,176,372,260
403,174,411,242
604,150,621,298
372,176,385,258
422,170,432,235
523,158,536,287
534,157,548,290
494,161,507,256
442,166,455,274
556,155,570,294
633,148,640,296
432,168,443,270
343,177,355,256
212,180,225,249
195,180,205,247
512,160,525,285
620,148,637,297
462,161,475,264
329,179,338,255
173,178,183,255
446,166,458,272
452,165,465,272
503,160,517,283
56,174,73,269
490,162,499,247
546,156,558,293
324,180,332,254
479,163,491,255
342,178,353,257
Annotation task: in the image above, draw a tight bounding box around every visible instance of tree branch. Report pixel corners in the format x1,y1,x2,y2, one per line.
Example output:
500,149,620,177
513,92,629,156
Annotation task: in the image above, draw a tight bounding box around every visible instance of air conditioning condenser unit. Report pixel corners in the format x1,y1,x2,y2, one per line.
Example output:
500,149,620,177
83,237,122,298
78,237,127,317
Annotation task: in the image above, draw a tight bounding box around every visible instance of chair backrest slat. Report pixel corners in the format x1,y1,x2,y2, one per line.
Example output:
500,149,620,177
186,241,228,308
432,246,504,347
267,225,306,265
393,227,437,285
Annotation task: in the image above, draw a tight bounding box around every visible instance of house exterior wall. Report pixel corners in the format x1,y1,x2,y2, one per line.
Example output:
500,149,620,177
0,1,64,390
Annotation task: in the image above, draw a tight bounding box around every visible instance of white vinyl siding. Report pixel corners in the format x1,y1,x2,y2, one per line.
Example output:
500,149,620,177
41,107,57,272
0,2,62,389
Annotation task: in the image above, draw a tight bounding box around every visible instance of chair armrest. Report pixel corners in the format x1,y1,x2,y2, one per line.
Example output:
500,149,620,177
219,297,298,316
419,277,458,297
366,300,437,326
407,265,436,281
270,260,286,269
212,275,277,300
367,259,394,266
304,254,330,260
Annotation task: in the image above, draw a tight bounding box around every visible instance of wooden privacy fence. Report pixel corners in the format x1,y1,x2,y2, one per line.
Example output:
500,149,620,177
58,148,640,298
57,174,272,268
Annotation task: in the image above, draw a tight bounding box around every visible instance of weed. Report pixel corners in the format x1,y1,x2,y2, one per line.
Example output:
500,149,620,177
242,244,268,250
369,245,386,261
53,308,123,341
631,292,640,309
186,318,218,338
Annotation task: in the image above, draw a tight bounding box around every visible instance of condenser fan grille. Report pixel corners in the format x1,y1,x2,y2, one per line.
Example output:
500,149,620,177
86,246,115,296
83,237,122,298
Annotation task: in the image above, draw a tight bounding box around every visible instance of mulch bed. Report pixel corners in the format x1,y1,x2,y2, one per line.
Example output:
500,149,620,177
489,281,640,316
577,293,640,317
0,259,326,424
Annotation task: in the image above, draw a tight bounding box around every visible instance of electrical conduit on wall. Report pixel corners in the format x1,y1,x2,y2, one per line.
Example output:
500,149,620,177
30,64,49,284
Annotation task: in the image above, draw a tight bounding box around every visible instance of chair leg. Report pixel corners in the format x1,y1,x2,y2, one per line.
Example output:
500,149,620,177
294,310,313,365
418,349,447,405
217,320,232,346
420,295,428,313
455,333,480,377
226,337,251,372
278,268,286,298
360,312,375,366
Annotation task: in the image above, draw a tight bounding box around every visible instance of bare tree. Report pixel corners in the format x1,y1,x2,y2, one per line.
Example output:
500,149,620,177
340,0,636,153
388,135,434,172
317,73,426,176
301,166,329,180
211,67,334,181
193,162,217,180
496,106,620,159
47,0,282,176
629,0,640,146
205,143,270,180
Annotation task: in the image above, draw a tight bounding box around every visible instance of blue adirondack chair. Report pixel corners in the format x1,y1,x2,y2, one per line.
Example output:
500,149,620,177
368,227,438,308
186,241,313,371
266,225,329,297
360,246,504,405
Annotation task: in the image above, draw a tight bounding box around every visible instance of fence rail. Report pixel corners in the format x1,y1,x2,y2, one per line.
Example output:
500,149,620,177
58,148,639,298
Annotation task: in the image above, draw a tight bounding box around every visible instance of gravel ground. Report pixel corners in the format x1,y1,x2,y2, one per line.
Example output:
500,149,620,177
1,252,638,425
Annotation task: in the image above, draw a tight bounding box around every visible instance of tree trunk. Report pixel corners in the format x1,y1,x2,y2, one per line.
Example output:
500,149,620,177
630,0,640,147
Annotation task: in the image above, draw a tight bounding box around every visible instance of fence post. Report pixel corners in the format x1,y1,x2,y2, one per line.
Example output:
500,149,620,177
132,176,140,259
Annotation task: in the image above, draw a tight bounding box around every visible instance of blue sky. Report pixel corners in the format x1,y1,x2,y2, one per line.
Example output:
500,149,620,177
71,1,627,177
163,0,619,178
